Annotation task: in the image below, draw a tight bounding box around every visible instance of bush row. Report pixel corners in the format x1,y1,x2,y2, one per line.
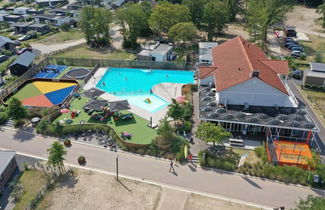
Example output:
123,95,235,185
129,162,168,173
303,84,325,91
198,149,240,171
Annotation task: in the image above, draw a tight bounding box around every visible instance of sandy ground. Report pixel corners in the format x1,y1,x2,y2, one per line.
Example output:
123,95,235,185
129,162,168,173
36,169,260,210
184,194,259,210
37,170,161,210
286,6,324,35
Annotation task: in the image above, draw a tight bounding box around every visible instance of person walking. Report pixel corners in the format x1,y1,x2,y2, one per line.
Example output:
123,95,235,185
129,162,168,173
188,153,193,164
169,159,174,173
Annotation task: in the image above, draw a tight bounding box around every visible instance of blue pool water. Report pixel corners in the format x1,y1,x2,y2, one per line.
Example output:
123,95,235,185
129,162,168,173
96,67,195,112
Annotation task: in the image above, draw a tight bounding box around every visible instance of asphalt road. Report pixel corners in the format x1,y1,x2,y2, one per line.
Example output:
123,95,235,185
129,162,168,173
0,128,323,209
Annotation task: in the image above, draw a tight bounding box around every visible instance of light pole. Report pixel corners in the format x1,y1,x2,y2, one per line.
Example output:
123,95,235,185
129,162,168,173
116,155,119,181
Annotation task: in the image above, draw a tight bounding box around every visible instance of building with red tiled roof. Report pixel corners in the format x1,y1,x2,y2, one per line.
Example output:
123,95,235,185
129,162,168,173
198,36,298,108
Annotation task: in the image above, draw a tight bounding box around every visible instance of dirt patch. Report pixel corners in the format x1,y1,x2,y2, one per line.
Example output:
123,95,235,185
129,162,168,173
184,193,259,210
286,6,324,34
37,170,161,210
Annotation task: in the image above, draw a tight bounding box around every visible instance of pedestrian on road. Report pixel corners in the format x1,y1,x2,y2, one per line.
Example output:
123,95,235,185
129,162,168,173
169,159,175,173
188,153,193,164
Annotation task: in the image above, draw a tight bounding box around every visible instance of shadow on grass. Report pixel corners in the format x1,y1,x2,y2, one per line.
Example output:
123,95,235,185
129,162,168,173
58,173,79,189
114,116,137,127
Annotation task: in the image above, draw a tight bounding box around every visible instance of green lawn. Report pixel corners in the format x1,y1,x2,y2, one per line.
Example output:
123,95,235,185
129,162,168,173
55,47,136,60
301,88,325,126
301,34,325,63
56,97,157,144
36,30,84,45
14,170,47,210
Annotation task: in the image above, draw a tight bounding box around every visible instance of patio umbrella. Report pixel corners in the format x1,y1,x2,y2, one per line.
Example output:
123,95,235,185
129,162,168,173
83,100,109,111
60,108,69,114
109,100,130,112
84,88,105,99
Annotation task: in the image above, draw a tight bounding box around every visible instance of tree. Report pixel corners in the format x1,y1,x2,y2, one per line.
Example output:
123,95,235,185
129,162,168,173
148,1,191,35
202,0,229,41
222,0,242,22
7,97,27,121
182,0,207,29
168,22,197,43
115,3,150,49
157,117,174,139
47,141,67,174
317,2,325,28
80,7,112,46
246,0,293,43
167,98,185,124
195,122,231,146
295,195,325,210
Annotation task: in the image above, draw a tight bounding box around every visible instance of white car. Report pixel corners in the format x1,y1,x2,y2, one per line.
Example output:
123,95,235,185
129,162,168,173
291,50,305,57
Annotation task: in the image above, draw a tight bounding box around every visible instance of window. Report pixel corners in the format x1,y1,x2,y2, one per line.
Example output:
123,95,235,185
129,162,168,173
0,174,3,182
10,159,15,167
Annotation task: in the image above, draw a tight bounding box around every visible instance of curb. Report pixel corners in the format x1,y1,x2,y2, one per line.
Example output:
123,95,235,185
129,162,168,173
2,126,325,192
4,149,273,210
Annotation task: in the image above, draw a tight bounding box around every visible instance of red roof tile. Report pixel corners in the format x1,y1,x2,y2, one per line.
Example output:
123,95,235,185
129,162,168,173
198,36,289,95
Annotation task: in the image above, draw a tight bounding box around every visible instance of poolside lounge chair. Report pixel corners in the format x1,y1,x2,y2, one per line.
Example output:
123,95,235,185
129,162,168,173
121,131,132,139
121,114,133,120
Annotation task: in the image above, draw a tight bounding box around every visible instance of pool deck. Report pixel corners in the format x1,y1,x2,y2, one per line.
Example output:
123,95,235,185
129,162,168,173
83,67,186,124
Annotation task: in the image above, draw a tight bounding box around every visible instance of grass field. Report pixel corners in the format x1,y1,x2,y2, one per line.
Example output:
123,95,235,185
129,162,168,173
37,30,84,45
301,88,325,125
301,34,325,63
14,170,47,210
55,47,136,60
56,97,157,144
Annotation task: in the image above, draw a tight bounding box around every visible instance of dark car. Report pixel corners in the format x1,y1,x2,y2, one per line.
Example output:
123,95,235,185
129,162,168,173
285,37,295,42
291,46,304,52
287,44,301,50
0,55,8,63
291,50,305,57
285,40,298,44
16,47,33,55
292,70,302,80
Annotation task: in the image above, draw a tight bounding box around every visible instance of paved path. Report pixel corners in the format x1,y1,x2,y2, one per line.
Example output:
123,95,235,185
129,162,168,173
0,128,323,209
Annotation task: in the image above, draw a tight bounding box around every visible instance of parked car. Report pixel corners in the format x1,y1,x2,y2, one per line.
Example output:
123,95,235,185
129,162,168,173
291,46,304,52
0,55,8,63
285,39,298,44
292,70,303,80
284,42,299,48
291,50,305,57
285,37,295,42
18,34,32,41
286,44,300,50
16,47,33,55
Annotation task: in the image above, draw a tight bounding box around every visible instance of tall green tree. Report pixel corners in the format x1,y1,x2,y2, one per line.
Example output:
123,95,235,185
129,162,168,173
182,0,207,29
115,3,150,49
195,122,231,146
167,98,185,124
222,0,242,22
246,0,293,42
80,7,112,46
156,117,175,145
202,0,229,41
47,141,67,174
149,1,191,35
317,1,325,28
168,22,197,43
7,97,27,121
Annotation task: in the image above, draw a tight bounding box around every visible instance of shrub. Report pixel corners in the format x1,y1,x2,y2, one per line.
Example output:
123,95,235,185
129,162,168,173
254,146,264,158
14,119,25,128
0,112,8,125
78,156,86,165
63,139,71,147
177,121,192,133
136,148,146,155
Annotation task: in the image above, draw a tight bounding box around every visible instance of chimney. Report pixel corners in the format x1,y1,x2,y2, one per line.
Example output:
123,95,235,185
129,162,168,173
251,70,260,78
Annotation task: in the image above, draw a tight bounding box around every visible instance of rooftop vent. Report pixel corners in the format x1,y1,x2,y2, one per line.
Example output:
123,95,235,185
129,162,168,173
251,70,260,78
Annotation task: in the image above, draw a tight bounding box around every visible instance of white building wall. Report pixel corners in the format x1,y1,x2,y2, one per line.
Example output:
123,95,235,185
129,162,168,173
150,52,165,62
218,78,295,107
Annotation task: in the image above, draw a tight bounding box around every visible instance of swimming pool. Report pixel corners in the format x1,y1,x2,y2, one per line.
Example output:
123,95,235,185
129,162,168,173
96,67,195,112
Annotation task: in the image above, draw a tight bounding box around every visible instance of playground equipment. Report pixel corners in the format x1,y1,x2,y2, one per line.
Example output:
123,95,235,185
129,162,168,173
144,98,151,104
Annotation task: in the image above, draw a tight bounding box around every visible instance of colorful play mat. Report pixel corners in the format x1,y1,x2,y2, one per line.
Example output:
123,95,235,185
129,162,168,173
12,80,78,107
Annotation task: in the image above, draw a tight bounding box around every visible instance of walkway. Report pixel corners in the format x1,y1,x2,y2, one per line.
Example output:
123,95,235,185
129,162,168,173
1,128,322,209
30,39,86,55
190,92,208,155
